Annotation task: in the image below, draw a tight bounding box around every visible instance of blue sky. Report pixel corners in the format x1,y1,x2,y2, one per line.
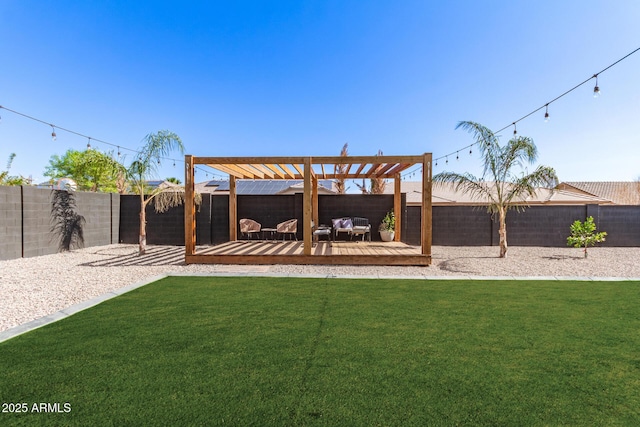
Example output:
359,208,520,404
1,1,639,185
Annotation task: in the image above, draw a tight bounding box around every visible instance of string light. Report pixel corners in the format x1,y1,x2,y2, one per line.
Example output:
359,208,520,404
417,46,640,176
86,137,91,149
456,151,459,161
544,104,549,122
117,146,121,157
512,122,517,136
51,125,57,141
2,46,640,183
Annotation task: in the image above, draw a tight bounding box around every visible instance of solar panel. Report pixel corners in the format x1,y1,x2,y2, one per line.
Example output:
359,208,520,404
201,179,335,194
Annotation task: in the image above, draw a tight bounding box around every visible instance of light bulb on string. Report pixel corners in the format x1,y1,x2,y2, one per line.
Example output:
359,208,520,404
593,74,600,98
173,160,176,167
445,156,449,165
512,123,517,136
469,147,473,155
456,151,459,161
544,104,550,122
117,146,121,157
87,137,91,150
51,125,57,141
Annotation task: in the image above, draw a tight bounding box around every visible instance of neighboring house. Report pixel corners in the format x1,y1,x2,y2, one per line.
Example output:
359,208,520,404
36,178,78,191
195,179,336,195
382,181,609,206
556,182,640,205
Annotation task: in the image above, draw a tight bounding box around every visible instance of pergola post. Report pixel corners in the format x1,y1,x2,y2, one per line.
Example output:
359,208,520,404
184,155,196,257
422,153,432,258
303,157,312,255
312,175,319,228
229,176,237,241
393,173,402,242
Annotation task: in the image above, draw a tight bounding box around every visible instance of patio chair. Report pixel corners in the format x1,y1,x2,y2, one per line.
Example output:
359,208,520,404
239,218,261,240
332,217,353,240
277,219,298,241
351,217,371,241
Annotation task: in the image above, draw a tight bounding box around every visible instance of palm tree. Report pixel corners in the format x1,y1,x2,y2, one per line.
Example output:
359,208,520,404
434,121,558,258
334,143,349,194
128,130,185,255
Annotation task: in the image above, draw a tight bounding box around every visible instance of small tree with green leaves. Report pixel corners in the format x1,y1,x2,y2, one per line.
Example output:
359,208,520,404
567,216,607,258
45,148,125,192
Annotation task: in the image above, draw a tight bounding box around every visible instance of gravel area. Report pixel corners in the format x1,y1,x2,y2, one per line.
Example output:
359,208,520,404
2,244,640,333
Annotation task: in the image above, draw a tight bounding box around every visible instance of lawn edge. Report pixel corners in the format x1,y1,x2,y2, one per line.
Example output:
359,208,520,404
0,274,168,343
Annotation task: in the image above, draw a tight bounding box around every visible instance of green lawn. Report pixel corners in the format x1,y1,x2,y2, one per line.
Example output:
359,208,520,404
1,277,639,426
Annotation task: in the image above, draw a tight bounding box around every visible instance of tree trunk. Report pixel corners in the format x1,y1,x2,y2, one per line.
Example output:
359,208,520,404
498,207,508,258
139,194,146,255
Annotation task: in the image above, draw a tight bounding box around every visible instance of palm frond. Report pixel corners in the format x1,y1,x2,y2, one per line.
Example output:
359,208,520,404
497,136,538,182
434,171,499,207
455,121,501,180
133,131,184,178
152,187,202,213
504,165,559,208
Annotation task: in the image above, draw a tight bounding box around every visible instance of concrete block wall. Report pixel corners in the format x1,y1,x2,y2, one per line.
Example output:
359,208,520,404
0,186,23,260
22,186,59,258
211,195,229,243
76,191,117,248
0,186,119,260
432,206,491,246
117,193,640,248
111,193,120,245
120,194,402,244
599,205,640,246
238,195,297,236
502,205,587,247
424,204,639,247
119,194,212,246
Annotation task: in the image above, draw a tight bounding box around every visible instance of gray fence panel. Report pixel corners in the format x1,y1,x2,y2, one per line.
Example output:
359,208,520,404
0,186,23,260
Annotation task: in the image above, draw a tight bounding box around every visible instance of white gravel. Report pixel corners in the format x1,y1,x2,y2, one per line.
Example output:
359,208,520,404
2,244,640,333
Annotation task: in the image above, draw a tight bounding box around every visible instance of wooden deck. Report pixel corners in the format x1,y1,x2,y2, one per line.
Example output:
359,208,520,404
186,241,431,266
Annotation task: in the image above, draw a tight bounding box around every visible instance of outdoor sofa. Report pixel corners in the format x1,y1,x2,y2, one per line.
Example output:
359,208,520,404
331,217,371,241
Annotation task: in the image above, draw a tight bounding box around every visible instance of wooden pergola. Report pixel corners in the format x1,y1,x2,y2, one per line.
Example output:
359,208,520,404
184,154,432,266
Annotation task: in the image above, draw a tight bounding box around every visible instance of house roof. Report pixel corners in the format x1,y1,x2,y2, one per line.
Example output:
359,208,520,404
557,182,640,205
196,179,336,195
383,181,610,206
